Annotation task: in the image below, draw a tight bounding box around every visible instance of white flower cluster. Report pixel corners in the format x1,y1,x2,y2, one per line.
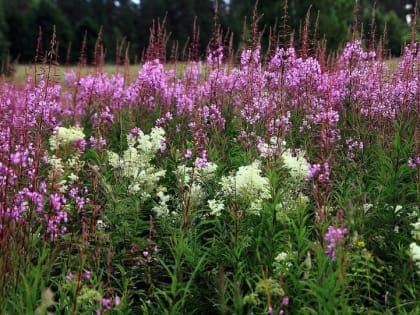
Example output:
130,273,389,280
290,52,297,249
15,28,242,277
258,137,309,182
281,148,309,181
208,199,224,216
173,160,218,214
152,187,171,217
409,212,420,275
273,251,293,274
50,126,85,152
411,218,420,241
409,243,420,274
220,160,270,215
257,136,281,158
47,126,86,193
175,161,217,186
126,127,166,160
107,127,166,199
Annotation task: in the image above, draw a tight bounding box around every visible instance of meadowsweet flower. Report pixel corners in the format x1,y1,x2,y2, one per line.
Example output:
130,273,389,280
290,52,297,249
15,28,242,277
409,242,420,274
411,219,420,241
175,165,192,185
275,252,288,262
68,173,78,183
208,199,224,216
394,205,403,213
273,251,292,273
48,156,65,174
50,126,85,152
153,189,171,217
220,160,270,215
189,182,205,207
257,136,281,158
281,149,309,181
107,127,166,201
96,219,108,229
363,203,374,214
197,161,217,182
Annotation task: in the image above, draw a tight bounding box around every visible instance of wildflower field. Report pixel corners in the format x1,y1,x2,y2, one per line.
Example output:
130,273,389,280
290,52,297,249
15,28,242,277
0,38,419,314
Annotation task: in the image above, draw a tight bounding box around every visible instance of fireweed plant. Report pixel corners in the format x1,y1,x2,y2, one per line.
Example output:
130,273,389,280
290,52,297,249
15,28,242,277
0,24,419,314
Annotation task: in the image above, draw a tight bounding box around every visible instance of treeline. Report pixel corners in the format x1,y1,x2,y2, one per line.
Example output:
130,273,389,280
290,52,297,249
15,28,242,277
0,0,416,69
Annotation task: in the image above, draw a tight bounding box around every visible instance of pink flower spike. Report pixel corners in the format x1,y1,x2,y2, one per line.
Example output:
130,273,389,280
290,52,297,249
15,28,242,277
83,270,91,280
114,296,121,306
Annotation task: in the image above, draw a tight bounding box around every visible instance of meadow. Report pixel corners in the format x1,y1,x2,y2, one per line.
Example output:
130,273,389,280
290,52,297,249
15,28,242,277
0,38,419,314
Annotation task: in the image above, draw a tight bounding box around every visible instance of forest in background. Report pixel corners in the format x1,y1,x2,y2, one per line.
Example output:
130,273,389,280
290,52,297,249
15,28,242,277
0,0,417,69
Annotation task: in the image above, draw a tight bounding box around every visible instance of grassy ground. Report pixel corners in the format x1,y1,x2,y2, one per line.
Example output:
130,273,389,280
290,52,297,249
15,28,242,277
4,57,401,85
6,62,193,84
6,64,142,84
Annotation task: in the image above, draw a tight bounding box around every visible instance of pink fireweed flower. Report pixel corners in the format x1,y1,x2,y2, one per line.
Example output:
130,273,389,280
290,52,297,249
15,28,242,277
195,150,208,168
50,193,66,211
114,296,121,306
184,149,192,159
318,162,331,184
408,156,420,169
324,225,348,261
307,163,321,181
89,136,107,151
130,127,141,138
83,270,91,280
75,139,86,152
102,298,111,311
306,162,331,185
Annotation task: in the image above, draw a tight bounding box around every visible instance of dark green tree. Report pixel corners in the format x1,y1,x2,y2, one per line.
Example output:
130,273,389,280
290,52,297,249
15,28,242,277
0,0,10,73
139,0,221,60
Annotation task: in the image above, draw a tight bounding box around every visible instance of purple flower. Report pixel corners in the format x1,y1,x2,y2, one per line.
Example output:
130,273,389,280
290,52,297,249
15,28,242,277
114,296,121,306
195,150,208,168
83,270,91,280
102,298,111,311
184,149,192,159
408,156,420,169
307,163,321,181
324,225,348,261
